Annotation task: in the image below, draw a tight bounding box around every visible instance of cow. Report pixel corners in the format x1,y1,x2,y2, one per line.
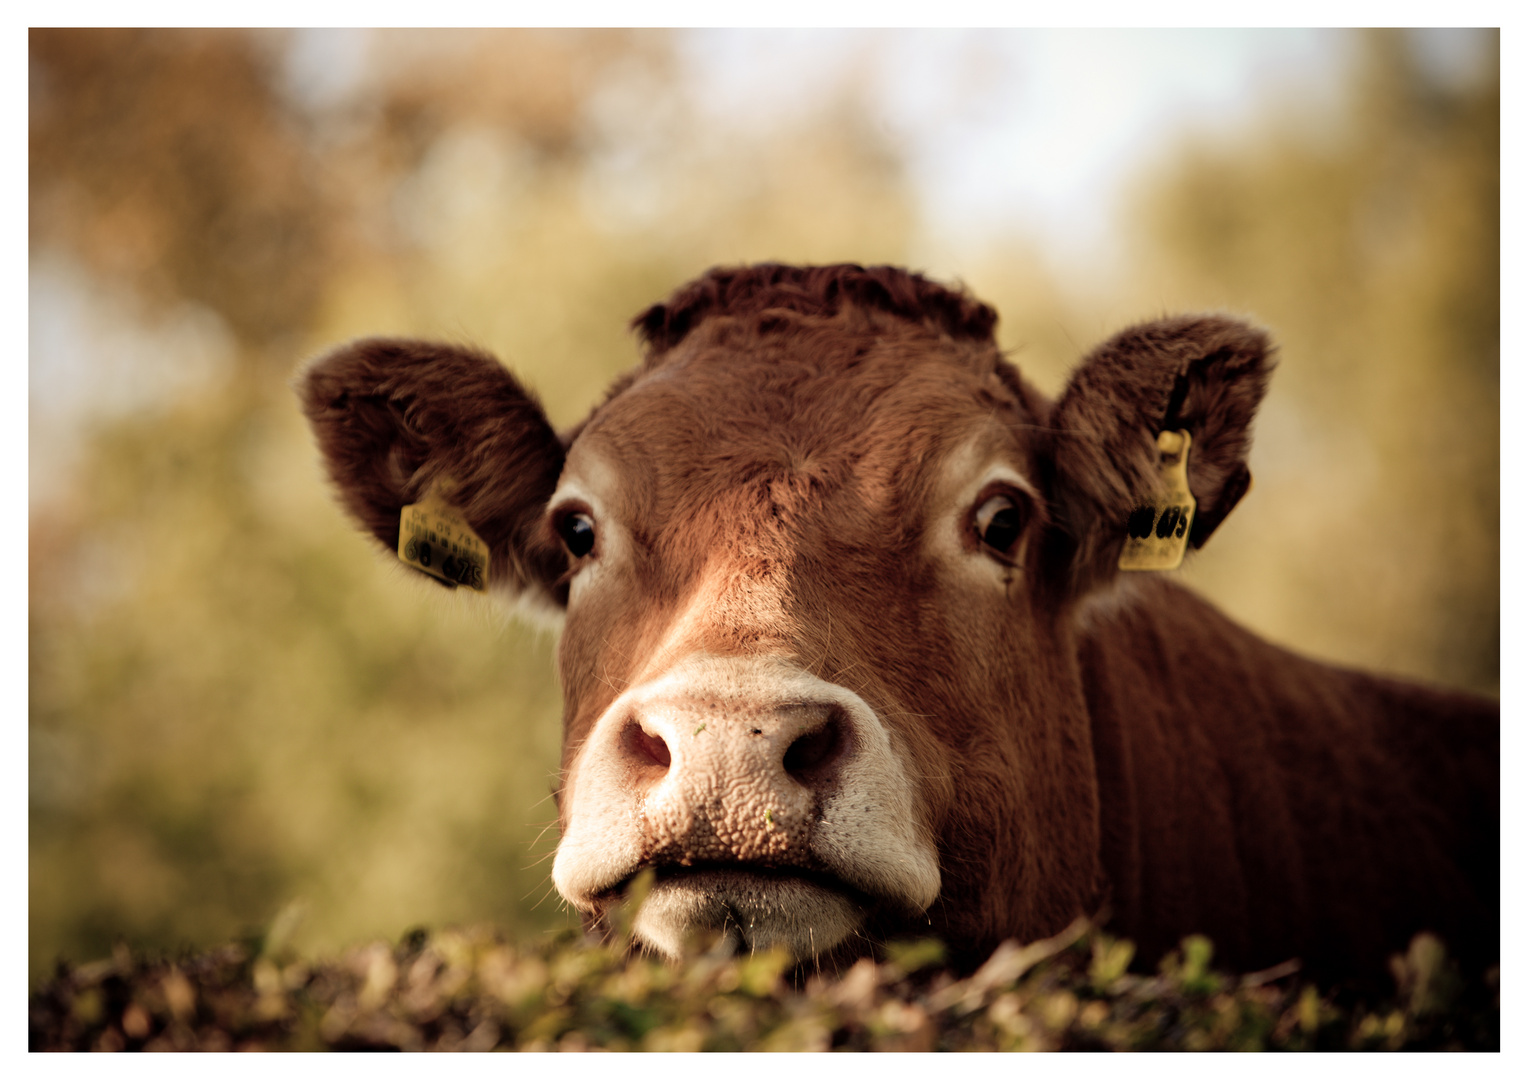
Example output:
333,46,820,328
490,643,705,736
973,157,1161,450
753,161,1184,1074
298,263,1498,983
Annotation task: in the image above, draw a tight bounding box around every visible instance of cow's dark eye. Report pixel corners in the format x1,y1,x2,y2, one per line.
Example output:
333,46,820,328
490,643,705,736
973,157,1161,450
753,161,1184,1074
974,493,1026,558
558,512,596,558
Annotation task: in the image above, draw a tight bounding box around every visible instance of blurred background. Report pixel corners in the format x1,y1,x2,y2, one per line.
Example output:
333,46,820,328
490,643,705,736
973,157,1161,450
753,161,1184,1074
29,28,1498,983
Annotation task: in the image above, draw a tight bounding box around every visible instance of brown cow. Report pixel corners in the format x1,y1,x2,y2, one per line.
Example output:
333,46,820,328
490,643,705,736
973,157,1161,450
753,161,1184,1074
298,263,1498,982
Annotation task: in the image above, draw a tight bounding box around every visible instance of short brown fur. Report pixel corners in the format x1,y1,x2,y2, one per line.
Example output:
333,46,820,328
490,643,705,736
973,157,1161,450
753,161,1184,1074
300,263,1498,982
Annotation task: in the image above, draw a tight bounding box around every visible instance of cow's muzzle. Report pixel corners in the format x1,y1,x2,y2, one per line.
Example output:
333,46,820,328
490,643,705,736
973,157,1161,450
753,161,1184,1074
552,655,941,960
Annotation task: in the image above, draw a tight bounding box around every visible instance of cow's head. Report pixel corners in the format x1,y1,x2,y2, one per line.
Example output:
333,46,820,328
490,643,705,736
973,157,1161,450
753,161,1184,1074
299,264,1271,964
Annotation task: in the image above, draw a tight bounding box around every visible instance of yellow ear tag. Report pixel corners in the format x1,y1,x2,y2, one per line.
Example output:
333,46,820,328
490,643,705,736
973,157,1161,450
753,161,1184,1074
398,489,490,591
1118,429,1196,572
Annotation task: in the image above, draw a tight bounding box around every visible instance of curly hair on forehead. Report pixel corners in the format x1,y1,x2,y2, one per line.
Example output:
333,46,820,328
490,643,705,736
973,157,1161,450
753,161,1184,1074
631,263,999,357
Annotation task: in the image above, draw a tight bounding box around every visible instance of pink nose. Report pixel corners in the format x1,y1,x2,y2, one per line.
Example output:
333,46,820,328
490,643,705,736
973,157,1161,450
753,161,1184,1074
614,698,853,867
550,656,944,945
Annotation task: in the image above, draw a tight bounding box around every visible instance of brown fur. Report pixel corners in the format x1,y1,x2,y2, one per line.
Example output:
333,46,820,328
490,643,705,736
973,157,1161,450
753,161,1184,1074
299,263,1498,980
1079,578,1498,979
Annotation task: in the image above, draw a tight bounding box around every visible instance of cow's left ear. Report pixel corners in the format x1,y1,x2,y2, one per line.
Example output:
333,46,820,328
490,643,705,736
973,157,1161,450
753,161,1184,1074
1040,315,1274,596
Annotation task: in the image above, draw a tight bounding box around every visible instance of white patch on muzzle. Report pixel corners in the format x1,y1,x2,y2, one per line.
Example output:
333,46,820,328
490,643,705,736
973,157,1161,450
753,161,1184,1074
551,654,941,960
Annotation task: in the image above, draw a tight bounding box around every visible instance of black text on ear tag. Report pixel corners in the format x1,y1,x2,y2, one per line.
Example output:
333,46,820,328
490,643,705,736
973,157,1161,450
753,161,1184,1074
1118,430,1196,572
398,488,490,591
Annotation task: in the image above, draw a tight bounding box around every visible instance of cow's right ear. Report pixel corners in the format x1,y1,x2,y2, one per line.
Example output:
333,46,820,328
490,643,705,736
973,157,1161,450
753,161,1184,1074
297,338,568,611
1039,315,1274,599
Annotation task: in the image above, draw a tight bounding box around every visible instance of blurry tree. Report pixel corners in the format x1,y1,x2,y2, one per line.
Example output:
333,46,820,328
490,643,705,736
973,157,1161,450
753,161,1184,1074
1122,29,1498,694
30,29,331,357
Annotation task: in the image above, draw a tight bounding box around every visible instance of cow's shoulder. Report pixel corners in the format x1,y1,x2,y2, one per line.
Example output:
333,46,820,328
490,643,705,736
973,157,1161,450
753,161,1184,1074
1074,575,1498,976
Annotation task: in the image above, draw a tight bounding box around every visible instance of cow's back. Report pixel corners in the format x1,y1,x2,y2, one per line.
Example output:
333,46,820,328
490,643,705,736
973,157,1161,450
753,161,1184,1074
1076,577,1498,980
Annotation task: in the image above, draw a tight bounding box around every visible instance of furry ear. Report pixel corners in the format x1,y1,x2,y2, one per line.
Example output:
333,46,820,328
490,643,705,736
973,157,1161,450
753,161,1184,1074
1041,316,1274,597
297,338,567,606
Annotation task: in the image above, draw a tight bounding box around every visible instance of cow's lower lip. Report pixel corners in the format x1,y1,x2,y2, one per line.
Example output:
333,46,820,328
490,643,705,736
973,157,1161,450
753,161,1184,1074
615,867,869,961
604,863,870,904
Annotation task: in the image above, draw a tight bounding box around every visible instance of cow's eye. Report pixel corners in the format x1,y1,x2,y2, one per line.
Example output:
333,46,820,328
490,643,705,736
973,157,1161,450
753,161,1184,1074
973,493,1026,559
558,512,596,558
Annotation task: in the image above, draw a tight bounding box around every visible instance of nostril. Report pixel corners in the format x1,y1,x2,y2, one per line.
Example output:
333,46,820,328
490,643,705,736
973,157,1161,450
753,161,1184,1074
622,722,671,771
784,713,846,782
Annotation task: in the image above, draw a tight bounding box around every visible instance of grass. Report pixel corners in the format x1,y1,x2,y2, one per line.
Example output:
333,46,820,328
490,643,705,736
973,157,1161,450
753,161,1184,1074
29,894,1498,1052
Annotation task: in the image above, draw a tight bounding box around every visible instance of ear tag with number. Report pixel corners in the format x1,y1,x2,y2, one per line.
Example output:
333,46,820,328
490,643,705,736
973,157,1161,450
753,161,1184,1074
398,487,490,591
1118,429,1196,572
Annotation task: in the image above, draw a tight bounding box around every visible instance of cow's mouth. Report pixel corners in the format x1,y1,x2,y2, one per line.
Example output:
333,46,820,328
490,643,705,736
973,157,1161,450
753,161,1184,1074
605,865,871,961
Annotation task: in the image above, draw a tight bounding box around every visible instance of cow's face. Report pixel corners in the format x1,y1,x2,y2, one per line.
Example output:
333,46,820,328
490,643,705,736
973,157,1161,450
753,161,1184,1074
300,266,1270,964
546,322,1067,960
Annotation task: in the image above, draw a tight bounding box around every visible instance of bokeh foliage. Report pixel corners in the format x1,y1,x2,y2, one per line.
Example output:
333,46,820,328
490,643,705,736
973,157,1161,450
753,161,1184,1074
29,29,1497,984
